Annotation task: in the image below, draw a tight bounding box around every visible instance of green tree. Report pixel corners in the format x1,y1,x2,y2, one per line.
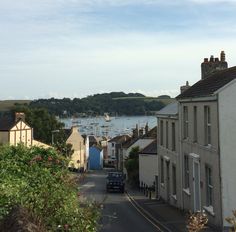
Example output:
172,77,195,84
125,146,140,186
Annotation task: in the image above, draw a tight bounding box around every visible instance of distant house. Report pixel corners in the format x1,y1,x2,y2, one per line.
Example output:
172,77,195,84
122,126,157,159
139,140,158,195
156,102,181,208
0,112,33,147
88,135,98,147
107,135,130,168
66,126,87,171
120,126,157,173
89,145,103,170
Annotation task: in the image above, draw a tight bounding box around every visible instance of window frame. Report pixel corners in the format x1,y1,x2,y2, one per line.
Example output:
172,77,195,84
161,157,164,184
193,106,198,142
184,155,190,189
172,164,177,195
166,121,169,148
172,122,176,151
206,165,213,207
204,106,211,145
183,106,189,139
160,120,164,146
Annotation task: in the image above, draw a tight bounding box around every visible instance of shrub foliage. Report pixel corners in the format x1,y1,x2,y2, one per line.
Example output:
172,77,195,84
0,145,99,231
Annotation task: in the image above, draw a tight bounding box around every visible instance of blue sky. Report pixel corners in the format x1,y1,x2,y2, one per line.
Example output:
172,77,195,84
1,0,236,99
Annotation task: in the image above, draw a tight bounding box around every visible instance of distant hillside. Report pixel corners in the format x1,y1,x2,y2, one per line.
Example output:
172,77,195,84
28,92,175,117
0,100,31,111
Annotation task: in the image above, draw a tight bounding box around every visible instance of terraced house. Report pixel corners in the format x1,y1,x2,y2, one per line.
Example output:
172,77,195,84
158,51,236,231
157,102,181,208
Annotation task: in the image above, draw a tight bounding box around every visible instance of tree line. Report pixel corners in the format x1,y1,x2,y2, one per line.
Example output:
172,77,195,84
28,92,169,117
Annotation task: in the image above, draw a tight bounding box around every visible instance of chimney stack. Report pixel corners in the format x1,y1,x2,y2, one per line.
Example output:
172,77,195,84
180,81,190,93
201,51,228,79
220,51,226,62
15,112,25,122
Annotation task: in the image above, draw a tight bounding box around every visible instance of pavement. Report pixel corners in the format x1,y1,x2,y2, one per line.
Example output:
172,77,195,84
126,184,218,232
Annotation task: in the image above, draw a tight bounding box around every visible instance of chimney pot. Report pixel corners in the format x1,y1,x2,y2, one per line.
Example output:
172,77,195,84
201,51,228,80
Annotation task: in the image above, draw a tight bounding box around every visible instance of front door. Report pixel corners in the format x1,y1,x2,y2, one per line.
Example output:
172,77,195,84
193,160,201,211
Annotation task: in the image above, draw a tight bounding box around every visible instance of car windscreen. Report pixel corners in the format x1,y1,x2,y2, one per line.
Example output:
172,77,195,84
107,173,123,179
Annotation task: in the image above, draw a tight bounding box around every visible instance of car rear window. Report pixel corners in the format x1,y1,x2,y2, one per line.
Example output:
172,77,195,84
108,172,123,179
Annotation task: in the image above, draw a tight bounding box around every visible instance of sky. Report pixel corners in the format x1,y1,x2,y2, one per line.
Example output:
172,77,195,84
1,0,236,100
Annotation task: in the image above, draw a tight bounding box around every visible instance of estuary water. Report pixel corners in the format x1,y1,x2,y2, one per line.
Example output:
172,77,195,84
61,115,157,138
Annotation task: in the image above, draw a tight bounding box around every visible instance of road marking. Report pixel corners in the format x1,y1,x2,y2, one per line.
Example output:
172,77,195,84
125,192,173,232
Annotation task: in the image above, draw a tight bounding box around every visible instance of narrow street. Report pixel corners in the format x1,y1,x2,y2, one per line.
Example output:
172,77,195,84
79,170,160,232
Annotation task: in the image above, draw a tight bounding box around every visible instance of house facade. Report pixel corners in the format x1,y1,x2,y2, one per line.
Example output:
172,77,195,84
157,102,182,208
0,112,33,147
107,135,130,168
175,52,236,230
66,126,87,171
139,140,158,192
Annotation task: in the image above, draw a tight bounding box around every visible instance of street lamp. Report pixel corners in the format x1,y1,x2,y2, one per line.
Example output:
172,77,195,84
51,130,60,145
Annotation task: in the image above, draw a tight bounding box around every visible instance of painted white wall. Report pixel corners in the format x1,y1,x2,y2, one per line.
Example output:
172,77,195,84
139,154,158,187
9,121,32,147
218,80,236,227
85,136,89,159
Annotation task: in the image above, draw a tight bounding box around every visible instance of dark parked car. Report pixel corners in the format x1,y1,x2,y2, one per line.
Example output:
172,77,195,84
106,171,125,193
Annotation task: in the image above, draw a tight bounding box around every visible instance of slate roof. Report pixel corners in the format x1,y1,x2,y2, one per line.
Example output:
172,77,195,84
122,137,139,148
176,66,236,99
142,126,157,139
108,135,130,144
0,114,16,131
157,102,178,116
122,126,157,149
140,140,157,155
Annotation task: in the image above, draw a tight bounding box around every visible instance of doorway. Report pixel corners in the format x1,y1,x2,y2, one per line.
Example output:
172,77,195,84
193,160,201,211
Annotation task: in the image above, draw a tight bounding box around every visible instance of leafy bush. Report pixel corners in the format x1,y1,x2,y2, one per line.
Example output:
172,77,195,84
225,210,236,231
125,146,140,186
0,145,99,232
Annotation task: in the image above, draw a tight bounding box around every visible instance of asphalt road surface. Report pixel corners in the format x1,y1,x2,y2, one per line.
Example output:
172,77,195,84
79,170,159,232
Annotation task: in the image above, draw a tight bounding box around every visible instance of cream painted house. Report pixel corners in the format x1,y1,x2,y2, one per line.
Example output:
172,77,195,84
66,126,87,171
0,112,33,147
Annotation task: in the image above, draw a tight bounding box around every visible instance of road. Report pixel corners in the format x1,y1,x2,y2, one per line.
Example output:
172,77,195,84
79,170,160,232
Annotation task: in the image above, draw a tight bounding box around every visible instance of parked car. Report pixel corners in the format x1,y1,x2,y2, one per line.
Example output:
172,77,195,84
106,171,125,193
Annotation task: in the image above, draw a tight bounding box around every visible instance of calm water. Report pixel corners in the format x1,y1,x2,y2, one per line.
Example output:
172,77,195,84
61,116,157,138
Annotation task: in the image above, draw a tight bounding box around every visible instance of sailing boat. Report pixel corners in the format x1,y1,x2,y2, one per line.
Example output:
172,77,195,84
104,113,111,122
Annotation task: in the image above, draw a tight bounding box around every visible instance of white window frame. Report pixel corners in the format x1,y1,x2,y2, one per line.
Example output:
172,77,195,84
206,165,213,207
183,106,189,139
204,106,211,145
